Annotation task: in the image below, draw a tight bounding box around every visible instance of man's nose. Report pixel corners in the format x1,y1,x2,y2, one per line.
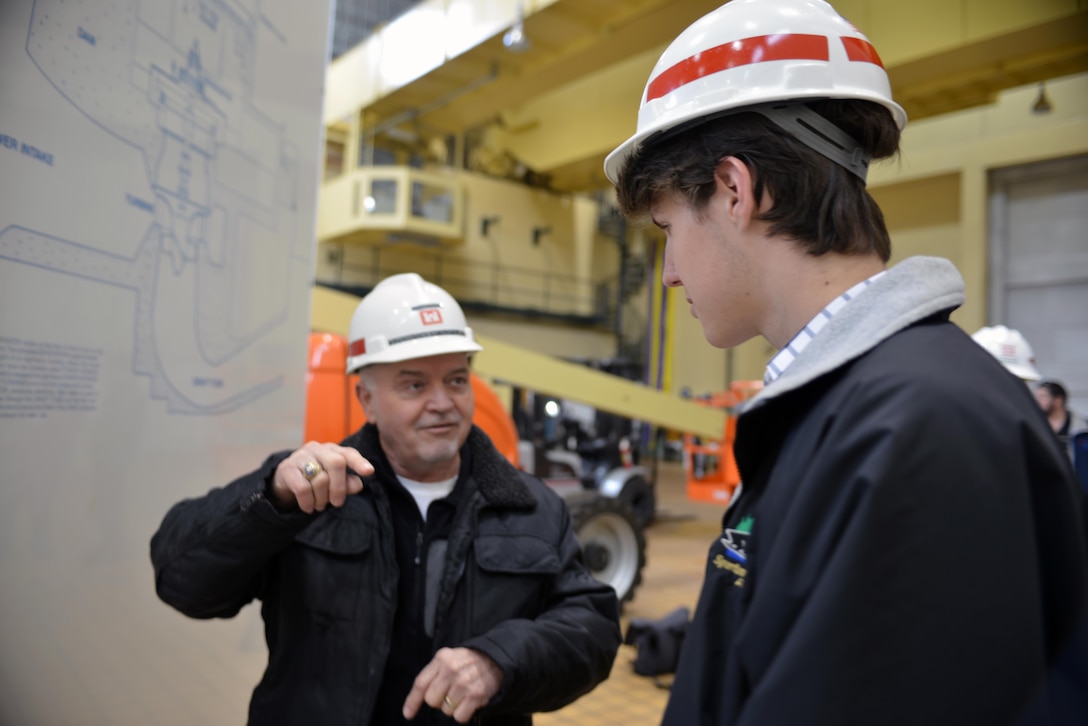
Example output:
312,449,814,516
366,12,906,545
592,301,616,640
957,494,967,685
662,247,681,287
426,385,455,410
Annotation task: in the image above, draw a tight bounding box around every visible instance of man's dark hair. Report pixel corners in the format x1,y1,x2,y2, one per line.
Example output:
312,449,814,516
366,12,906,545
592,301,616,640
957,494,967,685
1038,380,1069,403
615,99,900,262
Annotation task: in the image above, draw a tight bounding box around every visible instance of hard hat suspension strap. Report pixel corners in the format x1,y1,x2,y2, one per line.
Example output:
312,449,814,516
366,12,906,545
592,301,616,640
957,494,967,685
753,103,870,182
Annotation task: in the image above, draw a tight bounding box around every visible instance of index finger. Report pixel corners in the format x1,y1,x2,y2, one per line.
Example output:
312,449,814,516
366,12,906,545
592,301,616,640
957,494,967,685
402,660,440,720
332,445,374,477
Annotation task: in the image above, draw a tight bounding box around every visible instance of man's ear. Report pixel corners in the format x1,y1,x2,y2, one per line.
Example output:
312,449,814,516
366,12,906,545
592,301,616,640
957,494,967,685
714,156,760,230
355,378,373,419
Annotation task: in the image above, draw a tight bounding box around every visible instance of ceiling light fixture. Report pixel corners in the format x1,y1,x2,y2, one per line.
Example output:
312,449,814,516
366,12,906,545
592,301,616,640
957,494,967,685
503,3,532,53
1032,82,1053,115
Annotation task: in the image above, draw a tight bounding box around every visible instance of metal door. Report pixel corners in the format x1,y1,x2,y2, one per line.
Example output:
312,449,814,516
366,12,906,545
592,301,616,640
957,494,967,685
989,155,1088,412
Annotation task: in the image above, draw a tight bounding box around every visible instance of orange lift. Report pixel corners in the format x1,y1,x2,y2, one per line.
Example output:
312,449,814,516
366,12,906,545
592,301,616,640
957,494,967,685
683,380,763,506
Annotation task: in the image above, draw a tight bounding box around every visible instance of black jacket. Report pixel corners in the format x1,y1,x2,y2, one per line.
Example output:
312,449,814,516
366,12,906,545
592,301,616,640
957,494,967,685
151,425,621,726
662,257,1088,726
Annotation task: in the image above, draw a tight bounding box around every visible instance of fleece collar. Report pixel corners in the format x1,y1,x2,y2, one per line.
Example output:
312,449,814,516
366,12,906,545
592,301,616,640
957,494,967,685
349,423,537,511
747,256,965,410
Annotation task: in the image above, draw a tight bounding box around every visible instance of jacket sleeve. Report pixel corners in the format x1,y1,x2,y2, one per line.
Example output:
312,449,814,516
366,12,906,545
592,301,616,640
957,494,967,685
734,374,1088,726
150,451,314,619
462,489,622,714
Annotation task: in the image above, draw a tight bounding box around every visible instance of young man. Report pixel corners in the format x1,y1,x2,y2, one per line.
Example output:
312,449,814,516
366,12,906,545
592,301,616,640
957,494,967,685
151,273,621,725
1035,379,1088,463
605,1,1087,724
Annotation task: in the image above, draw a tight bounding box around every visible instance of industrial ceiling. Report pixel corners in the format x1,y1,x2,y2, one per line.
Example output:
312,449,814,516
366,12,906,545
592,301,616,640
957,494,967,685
326,0,1088,194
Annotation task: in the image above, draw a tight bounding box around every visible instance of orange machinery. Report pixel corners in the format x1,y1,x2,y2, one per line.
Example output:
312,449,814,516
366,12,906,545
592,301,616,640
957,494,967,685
304,332,521,467
683,380,763,505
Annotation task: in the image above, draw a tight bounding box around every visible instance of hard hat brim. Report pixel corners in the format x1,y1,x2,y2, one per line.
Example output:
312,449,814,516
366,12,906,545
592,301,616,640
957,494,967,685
347,335,482,374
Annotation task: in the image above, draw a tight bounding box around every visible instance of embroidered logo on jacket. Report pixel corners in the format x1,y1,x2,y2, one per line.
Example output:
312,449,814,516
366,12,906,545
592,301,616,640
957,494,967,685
712,514,753,587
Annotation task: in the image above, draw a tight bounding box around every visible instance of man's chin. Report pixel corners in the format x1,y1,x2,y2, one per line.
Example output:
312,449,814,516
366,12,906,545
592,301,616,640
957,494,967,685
415,447,460,472
418,435,465,463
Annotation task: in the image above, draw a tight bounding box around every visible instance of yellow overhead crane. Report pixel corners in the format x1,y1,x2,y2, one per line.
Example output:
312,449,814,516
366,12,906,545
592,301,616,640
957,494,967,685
310,285,726,441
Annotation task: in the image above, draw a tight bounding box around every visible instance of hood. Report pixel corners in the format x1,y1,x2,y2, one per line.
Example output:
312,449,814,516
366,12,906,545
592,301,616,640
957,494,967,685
747,256,965,410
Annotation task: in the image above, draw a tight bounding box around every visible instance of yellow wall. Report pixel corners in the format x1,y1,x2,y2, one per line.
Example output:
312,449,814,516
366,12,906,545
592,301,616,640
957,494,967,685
315,168,620,358
833,0,1084,64
873,172,965,326
467,316,616,360
873,70,1088,332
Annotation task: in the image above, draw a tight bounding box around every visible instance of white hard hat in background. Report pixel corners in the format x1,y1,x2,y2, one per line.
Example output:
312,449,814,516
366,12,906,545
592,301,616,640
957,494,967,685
603,0,907,184
971,325,1041,381
347,273,483,373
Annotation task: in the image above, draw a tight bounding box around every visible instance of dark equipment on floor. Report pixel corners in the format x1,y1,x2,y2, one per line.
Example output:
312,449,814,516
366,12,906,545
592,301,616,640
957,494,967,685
624,605,690,679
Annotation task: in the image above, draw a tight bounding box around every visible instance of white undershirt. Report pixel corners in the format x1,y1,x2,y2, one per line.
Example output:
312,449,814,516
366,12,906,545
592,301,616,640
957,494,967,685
396,475,457,521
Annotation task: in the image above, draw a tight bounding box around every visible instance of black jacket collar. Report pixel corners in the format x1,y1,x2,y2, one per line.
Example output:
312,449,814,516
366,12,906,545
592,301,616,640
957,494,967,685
348,423,537,511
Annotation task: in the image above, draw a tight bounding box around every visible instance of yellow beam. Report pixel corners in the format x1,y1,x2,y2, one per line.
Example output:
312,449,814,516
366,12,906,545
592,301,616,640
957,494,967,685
469,334,726,440
311,285,727,440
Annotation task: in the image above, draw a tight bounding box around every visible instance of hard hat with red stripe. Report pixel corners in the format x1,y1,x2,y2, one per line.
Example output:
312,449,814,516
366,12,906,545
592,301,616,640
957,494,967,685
971,325,1041,382
346,273,483,373
604,0,907,184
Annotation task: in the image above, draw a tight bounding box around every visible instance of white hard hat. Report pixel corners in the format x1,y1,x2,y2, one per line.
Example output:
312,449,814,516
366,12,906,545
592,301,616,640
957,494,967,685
347,273,483,373
971,325,1041,381
603,0,907,184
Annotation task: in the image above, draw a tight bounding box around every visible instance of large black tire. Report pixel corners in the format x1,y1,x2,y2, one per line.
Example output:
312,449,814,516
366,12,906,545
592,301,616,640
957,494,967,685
565,491,646,604
618,473,656,529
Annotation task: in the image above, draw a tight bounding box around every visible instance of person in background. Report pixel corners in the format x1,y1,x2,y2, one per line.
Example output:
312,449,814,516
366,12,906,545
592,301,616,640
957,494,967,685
1035,379,1088,463
604,1,1087,724
971,324,1042,382
150,273,621,726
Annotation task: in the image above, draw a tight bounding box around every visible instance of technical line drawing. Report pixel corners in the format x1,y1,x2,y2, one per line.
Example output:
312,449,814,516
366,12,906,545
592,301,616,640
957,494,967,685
1,0,314,414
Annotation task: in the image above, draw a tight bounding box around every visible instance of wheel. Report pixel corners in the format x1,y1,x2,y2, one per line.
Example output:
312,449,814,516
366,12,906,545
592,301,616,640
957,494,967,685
618,474,656,529
565,491,646,604
598,468,657,529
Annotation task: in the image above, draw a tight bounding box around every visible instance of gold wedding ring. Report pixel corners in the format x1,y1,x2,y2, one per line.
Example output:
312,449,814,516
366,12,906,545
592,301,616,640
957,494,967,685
301,460,323,481
444,695,458,710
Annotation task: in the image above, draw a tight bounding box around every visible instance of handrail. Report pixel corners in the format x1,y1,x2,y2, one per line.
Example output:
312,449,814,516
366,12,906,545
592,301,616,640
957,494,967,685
324,245,611,322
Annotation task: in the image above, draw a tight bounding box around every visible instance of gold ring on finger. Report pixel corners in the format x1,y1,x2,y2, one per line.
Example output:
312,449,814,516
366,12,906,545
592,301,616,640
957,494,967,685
301,460,323,481
444,695,458,710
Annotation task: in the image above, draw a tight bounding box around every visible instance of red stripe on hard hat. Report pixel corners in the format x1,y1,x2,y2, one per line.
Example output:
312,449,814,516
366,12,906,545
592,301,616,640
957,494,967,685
646,34,829,103
349,339,366,357
840,36,884,67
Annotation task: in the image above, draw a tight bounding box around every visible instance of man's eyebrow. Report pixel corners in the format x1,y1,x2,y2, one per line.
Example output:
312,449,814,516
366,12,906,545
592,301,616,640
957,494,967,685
393,366,470,378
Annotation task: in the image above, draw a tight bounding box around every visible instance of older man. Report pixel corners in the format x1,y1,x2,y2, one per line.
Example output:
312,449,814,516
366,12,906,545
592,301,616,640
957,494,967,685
151,273,621,725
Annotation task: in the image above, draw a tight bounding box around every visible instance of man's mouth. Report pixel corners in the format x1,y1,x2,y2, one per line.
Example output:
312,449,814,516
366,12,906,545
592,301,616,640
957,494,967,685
421,421,459,433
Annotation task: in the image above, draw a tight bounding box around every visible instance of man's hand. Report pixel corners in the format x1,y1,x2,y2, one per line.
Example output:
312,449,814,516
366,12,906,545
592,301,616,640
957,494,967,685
402,647,504,724
269,442,373,513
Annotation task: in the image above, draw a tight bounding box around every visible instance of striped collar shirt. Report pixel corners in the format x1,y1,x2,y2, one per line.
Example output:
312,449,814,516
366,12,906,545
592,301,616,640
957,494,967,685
763,271,886,386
